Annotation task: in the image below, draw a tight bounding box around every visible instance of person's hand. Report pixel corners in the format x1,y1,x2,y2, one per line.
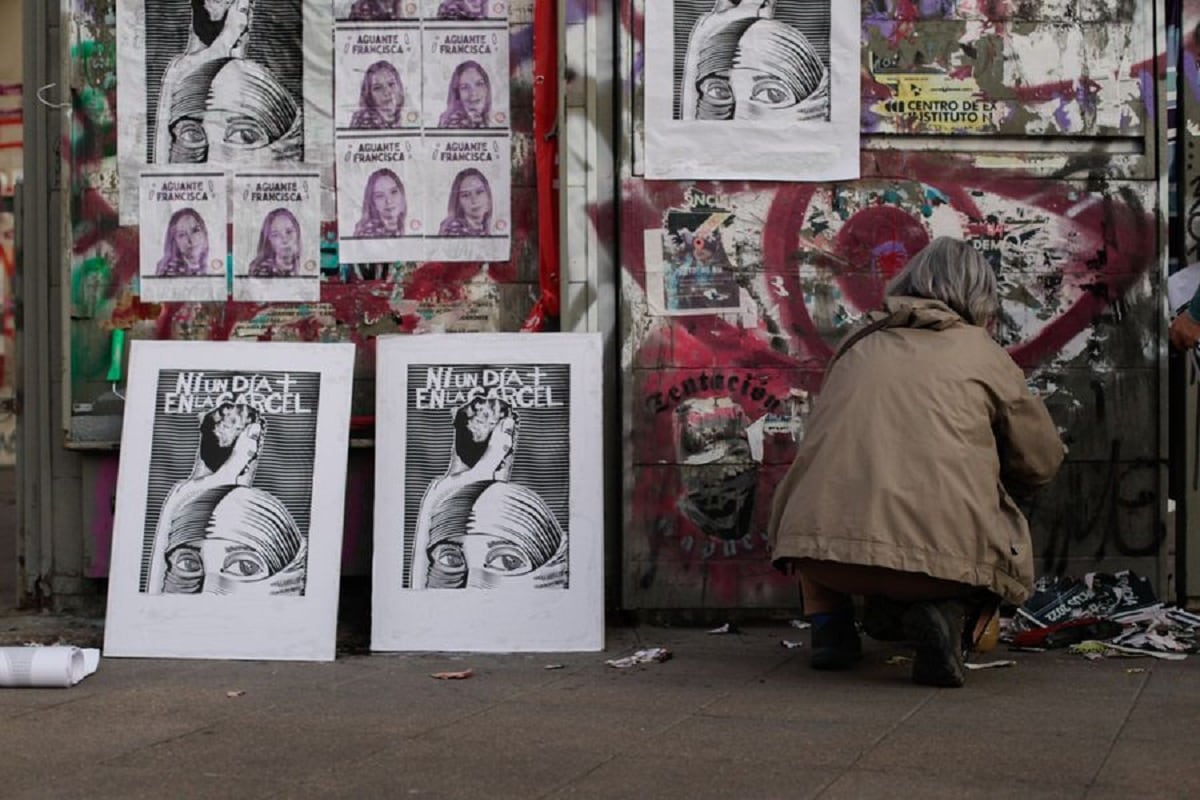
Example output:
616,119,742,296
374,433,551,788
1169,312,1200,351
210,422,262,486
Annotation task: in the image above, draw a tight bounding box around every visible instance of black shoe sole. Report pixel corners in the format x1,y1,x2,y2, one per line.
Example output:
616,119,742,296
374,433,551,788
902,602,965,688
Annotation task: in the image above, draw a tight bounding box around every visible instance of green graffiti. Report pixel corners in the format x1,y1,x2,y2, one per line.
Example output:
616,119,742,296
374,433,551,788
71,256,113,319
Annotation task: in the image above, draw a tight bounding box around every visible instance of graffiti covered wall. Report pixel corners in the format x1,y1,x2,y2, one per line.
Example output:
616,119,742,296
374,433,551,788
65,0,547,576
0,0,20,465
621,1,1168,609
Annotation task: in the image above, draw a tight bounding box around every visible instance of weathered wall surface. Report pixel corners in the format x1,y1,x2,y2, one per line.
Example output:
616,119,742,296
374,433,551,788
62,0,548,581
620,1,1168,610
0,0,20,465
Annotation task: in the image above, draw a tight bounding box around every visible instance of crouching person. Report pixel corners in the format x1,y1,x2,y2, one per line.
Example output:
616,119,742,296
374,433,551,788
767,237,1065,687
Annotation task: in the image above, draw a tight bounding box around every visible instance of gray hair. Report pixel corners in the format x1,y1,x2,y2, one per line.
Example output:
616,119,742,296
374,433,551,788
885,236,998,326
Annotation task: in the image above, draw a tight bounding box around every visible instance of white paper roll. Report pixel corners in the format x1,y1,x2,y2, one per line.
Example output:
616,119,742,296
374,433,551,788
0,646,102,688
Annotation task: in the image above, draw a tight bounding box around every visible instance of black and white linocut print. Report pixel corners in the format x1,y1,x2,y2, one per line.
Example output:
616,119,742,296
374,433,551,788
401,363,570,590
671,0,831,122
421,0,508,22
142,0,305,165
231,171,321,301
139,369,321,597
138,171,229,303
335,24,423,131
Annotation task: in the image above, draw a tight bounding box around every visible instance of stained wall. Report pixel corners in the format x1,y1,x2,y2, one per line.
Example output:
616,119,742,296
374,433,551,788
619,1,1171,610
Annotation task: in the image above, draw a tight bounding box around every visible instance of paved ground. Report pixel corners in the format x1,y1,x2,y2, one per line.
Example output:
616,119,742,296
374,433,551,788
1,618,1197,800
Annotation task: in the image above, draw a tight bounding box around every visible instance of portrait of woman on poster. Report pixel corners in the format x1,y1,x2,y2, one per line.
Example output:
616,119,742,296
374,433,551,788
348,0,406,20
682,15,830,122
436,0,487,20
249,208,303,278
155,208,212,277
350,61,407,129
154,0,303,164
438,168,493,237
162,484,308,597
353,168,408,238
438,61,493,129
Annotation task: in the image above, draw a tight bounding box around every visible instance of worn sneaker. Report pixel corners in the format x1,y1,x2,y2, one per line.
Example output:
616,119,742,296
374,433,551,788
809,609,863,670
902,600,966,688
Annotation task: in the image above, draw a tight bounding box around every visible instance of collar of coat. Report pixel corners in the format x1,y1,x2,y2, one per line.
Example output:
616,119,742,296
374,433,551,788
874,296,963,330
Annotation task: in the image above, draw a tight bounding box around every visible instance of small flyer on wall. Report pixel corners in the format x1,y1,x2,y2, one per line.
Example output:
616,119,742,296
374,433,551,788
334,0,420,21
643,211,745,316
336,133,426,263
335,24,423,131
138,171,228,303
425,134,511,262
422,0,508,21
232,171,322,302
422,24,510,131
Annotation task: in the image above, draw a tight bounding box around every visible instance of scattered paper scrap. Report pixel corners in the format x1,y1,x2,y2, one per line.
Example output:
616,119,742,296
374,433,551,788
1125,668,1147,674
885,655,912,666
544,664,565,671
431,669,475,680
780,640,804,650
965,660,1017,671
605,648,672,669
707,623,737,635
789,620,812,630
225,690,246,698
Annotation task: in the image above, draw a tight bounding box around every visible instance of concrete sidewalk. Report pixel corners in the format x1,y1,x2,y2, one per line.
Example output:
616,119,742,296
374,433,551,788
1,619,1196,800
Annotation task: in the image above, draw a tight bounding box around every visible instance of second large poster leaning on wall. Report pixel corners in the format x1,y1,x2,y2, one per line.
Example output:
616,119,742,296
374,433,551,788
644,0,860,181
372,334,604,652
103,341,355,661
116,0,335,222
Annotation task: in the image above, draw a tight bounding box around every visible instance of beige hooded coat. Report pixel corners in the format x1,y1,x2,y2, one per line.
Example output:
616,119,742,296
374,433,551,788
768,297,1065,605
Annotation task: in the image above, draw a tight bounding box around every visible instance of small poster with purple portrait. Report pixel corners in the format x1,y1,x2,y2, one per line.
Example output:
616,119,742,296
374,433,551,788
232,171,322,302
139,170,228,303
335,0,420,21
335,23,423,132
337,133,426,263
422,24,509,131
422,0,507,22
424,133,510,262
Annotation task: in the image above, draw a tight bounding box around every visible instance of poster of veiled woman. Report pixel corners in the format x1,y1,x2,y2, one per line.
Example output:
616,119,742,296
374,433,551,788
103,341,354,661
644,0,860,180
371,333,604,653
116,0,334,222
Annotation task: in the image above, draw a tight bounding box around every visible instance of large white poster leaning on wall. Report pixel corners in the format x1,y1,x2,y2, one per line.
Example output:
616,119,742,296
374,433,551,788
116,0,335,223
372,334,604,652
104,341,355,661
644,0,860,181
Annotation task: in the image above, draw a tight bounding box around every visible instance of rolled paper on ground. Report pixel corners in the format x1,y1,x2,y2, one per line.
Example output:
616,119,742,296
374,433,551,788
0,647,101,688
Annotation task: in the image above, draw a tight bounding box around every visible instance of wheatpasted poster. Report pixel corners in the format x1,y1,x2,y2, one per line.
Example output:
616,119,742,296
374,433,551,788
422,23,510,131
644,0,860,180
139,170,228,302
336,133,426,263
335,24,423,131
117,0,334,222
424,134,511,262
232,171,322,301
